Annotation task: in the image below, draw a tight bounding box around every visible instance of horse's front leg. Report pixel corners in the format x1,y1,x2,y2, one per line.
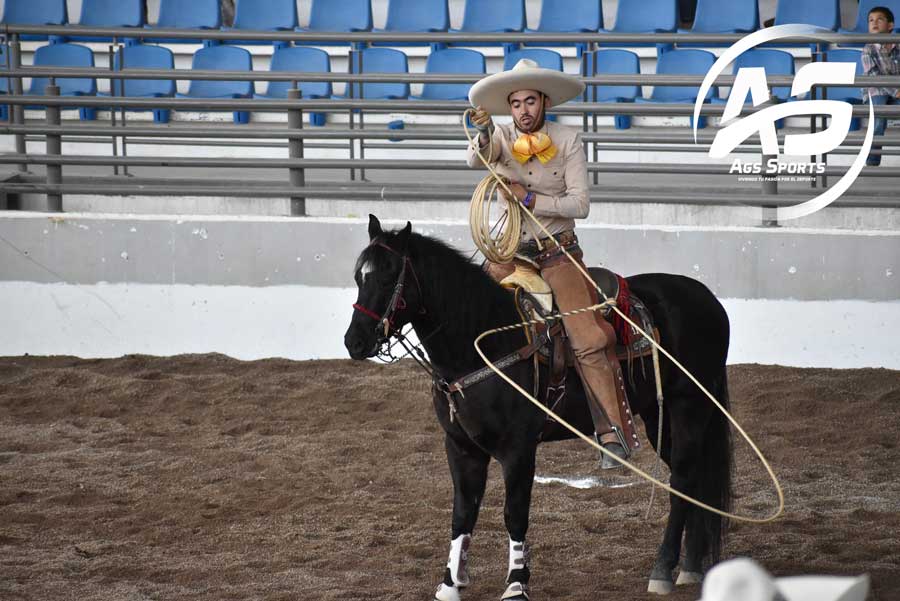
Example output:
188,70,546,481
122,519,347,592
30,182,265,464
498,442,537,601
434,432,490,601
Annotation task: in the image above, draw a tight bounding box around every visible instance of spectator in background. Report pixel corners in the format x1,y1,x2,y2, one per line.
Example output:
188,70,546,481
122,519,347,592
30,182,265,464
679,0,697,28
221,0,236,27
862,6,900,166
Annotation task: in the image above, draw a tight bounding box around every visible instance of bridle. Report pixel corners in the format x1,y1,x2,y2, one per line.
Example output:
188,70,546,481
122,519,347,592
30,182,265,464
352,241,425,348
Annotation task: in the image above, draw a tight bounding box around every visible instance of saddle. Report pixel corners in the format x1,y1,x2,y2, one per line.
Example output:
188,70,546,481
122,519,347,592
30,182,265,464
500,263,659,444
500,263,659,363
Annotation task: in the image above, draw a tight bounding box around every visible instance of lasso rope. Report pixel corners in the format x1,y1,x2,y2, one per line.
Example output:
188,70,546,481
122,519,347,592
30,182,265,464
463,109,784,524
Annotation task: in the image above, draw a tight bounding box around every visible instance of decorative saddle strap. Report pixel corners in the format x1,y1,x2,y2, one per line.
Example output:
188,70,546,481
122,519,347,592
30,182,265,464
446,323,563,396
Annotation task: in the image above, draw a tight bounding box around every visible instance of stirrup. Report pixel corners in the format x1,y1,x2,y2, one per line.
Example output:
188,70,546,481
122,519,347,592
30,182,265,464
600,441,629,470
599,427,630,470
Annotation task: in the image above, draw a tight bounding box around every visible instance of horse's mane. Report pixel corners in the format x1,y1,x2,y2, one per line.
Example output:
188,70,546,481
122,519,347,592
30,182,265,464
406,232,516,322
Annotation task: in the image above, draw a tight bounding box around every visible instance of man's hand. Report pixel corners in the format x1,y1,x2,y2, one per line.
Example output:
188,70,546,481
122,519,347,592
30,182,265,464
471,106,494,145
471,106,493,131
501,182,528,204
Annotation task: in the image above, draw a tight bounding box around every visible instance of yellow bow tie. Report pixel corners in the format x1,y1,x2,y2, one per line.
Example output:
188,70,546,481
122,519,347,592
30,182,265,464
511,132,557,164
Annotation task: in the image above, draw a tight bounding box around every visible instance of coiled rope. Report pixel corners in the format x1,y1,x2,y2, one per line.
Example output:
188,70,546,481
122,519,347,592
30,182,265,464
463,109,784,524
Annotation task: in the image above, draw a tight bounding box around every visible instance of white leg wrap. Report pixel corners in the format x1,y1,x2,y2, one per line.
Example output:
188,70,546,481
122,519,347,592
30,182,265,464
501,581,530,600
676,570,703,585
446,534,472,587
434,583,462,601
507,538,528,579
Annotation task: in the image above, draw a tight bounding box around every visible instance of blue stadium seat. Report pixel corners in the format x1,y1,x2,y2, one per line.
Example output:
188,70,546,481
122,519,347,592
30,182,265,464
381,0,449,32
0,44,8,121
635,48,717,128
225,0,298,47
144,0,221,43
256,46,332,126
337,47,410,100
732,49,795,102
816,49,864,131
372,0,449,48
298,0,372,47
412,48,485,101
307,0,372,32
774,0,839,31
600,0,678,54
27,43,98,121
450,0,525,52
1,0,68,41
678,0,758,34
581,49,641,129
838,0,900,46
103,44,175,124
178,46,254,124
525,0,602,55
503,49,563,72
713,49,795,129
69,0,145,43
603,0,678,34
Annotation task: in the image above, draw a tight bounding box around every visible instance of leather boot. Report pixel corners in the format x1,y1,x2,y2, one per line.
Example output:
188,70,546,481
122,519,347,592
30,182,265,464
572,354,632,470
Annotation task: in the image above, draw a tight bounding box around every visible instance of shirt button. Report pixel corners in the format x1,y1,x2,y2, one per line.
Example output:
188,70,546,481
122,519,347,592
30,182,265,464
528,171,533,175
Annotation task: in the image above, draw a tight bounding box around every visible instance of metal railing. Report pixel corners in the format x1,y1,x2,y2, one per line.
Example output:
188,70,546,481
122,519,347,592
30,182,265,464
2,25,900,219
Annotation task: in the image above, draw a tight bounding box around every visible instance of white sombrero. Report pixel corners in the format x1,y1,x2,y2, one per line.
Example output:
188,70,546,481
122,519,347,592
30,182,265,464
468,59,585,115
699,558,870,601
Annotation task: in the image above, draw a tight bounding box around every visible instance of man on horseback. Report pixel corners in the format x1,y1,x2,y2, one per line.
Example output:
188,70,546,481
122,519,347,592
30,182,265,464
465,59,636,469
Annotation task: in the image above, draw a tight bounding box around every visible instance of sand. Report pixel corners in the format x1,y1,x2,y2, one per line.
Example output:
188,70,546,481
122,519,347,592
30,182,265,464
1,354,898,600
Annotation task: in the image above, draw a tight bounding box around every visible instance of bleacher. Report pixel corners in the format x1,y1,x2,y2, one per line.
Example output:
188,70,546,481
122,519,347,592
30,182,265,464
0,0,877,114
0,0,897,228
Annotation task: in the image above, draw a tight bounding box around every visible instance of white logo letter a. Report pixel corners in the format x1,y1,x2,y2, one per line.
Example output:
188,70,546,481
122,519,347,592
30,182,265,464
714,67,780,157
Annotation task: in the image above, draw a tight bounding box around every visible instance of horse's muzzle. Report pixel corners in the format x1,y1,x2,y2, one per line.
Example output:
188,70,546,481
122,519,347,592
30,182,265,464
344,325,379,360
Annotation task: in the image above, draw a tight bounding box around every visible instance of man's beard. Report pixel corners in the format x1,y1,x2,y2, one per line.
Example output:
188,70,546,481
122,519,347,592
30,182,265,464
514,113,545,133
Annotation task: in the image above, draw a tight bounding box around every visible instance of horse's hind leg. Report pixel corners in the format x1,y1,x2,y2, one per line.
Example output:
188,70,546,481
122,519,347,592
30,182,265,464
648,406,704,595
675,520,705,585
434,433,490,601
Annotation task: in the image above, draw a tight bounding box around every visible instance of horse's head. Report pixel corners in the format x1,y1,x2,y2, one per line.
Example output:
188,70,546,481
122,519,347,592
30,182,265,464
344,215,424,360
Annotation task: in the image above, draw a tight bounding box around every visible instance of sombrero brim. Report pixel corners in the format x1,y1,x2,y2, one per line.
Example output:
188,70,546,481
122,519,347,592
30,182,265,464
776,575,870,601
468,68,585,115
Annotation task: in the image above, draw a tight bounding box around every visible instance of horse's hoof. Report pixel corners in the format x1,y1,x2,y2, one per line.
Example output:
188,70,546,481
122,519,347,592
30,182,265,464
647,579,675,595
434,583,462,601
676,570,703,585
500,581,530,600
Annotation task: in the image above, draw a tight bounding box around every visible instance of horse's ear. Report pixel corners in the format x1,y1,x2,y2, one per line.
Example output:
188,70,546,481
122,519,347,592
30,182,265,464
397,221,412,250
368,214,383,240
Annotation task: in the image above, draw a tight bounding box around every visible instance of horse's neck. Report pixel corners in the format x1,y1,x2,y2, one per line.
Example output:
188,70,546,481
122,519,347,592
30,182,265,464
411,260,520,379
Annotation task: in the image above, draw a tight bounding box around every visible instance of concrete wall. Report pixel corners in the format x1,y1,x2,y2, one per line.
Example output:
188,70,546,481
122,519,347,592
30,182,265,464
1,213,898,367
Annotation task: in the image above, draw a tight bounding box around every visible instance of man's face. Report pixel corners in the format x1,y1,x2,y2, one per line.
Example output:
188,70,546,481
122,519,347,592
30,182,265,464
868,11,894,34
508,89,547,133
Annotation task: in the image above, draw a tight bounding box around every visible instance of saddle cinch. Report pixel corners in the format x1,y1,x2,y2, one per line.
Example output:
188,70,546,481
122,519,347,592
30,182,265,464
499,262,660,442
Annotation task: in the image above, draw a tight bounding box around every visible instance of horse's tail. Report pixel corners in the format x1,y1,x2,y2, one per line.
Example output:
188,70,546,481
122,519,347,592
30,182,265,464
694,367,734,567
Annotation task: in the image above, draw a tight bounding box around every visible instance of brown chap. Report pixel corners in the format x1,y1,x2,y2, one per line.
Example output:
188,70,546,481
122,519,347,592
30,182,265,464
485,251,639,451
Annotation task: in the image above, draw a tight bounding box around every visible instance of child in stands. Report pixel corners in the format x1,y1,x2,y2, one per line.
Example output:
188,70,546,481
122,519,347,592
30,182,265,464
861,6,900,166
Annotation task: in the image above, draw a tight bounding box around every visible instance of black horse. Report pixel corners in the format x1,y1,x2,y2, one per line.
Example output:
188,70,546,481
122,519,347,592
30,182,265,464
344,216,733,600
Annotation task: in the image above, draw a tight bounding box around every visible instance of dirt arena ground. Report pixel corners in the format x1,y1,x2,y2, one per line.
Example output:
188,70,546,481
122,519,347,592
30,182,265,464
1,354,898,601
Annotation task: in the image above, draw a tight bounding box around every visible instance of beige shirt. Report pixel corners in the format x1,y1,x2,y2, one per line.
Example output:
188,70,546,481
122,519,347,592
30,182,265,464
465,120,590,242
